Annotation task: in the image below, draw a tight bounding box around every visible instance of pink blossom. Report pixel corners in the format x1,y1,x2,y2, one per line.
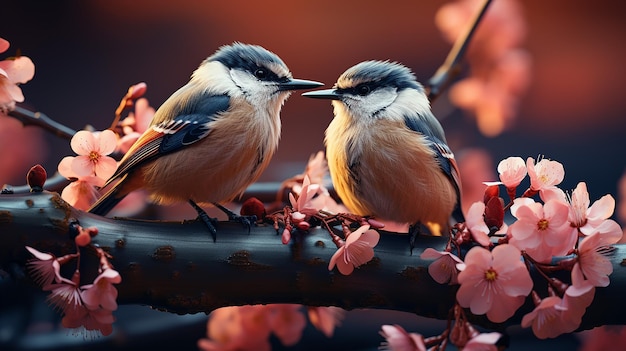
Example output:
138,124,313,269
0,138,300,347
289,174,321,216
463,332,502,351
568,182,617,236
58,156,105,210
420,248,464,285
117,97,155,154
495,156,527,189
307,306,345,337
521,296,575,339
25,246,61,290
60,177,103,211
573,225,622,288
328,225,380,275
456,245,533,323
526,157,565,201
0,37,35,114
80,268,121,311
562,282,595,329
267,304,306,346
46,271,83,313
69,130,118,180
202,305,271,351
465,201,492,247
203,306,245,350
379,324,426,351
508,197,574,262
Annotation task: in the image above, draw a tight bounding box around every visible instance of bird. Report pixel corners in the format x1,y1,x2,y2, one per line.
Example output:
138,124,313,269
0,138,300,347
88,42,323,240
302,60,464,250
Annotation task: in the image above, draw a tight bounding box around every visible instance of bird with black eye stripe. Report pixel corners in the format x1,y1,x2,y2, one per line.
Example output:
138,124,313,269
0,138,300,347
303,60,464,251
89,42,323,240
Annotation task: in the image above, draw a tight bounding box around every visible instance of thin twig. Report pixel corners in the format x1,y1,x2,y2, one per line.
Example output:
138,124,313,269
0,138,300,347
426,0,493,102
7,104,77,140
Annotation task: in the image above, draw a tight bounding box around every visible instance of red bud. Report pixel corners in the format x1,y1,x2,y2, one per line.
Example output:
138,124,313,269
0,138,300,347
240,197,266,221
483,185,500,205
484,196,505,230
27,164,47,192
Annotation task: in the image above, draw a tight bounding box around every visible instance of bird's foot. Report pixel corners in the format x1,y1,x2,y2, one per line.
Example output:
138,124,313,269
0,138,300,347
213,202,256,233
188,200,218,242
408,223,423,255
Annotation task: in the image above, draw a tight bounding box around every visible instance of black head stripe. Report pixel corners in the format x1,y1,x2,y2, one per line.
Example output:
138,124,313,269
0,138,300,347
207,42,287,82
337,61,423,93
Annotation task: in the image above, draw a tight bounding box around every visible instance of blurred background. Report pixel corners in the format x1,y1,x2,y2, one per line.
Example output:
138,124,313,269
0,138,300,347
1,0,625,350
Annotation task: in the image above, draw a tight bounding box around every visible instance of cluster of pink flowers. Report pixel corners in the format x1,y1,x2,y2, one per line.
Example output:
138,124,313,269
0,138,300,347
379,323,503,350
272,155,381,276
58,129,118,210
58,82,155,212
25,224,121,337
0,37,35,115
436,0,531,137
421,156,623,339
199,305,344,351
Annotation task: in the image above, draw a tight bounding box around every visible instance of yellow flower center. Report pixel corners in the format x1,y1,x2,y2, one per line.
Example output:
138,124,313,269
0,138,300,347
537,219,549,231
89,151,100,163
484,268,498,282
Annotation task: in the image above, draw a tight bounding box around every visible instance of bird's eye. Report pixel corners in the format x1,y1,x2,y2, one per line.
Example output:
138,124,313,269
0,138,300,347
254,68,268,80
356,84,371,96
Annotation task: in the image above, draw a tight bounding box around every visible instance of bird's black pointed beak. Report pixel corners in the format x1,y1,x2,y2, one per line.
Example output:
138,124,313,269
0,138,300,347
301,89,342,100
278,78,324,91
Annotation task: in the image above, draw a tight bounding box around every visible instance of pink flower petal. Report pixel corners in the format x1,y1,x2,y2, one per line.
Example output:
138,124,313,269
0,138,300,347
57,156,78,178
25,246,54,261
586,194,615,224
487,293,525,323
94,155,118,180
595,219,623,245
0,38,9,53
71,155,96,177
71,130,97,156
360,229,380,247
4,56,35,84
96,129,118,156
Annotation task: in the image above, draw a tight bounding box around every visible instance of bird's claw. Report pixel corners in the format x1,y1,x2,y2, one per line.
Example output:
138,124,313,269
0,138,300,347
213,202,257,233
189,200,218,242
408,223,422,256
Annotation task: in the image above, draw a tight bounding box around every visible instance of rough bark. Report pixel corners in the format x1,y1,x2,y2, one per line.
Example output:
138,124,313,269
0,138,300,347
1,191,624,332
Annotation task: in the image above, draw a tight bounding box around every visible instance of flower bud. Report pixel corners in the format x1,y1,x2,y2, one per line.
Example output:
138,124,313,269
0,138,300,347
27,164,47,192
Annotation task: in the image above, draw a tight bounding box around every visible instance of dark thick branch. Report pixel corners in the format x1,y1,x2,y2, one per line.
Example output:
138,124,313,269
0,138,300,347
1,191,625,332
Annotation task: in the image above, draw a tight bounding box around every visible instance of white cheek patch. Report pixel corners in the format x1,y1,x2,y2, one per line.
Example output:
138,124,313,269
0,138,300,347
347,87,398,119
230,70,261,94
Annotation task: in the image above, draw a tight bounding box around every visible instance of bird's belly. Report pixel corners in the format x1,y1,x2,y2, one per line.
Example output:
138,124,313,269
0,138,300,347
330,130,456,227
142,141,269,205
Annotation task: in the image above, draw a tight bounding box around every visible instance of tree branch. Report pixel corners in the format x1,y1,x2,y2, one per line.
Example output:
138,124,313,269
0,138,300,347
7,105,77,140
1,191,625,332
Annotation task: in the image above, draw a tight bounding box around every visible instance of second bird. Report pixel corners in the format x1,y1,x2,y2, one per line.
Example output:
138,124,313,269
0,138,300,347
303,60,463,243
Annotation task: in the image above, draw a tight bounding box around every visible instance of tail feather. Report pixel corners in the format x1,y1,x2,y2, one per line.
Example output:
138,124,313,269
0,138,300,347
88,174,129,215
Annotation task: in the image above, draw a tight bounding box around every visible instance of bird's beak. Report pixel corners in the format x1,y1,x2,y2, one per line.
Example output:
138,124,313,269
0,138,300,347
301,89,342,100
278,78,324,91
